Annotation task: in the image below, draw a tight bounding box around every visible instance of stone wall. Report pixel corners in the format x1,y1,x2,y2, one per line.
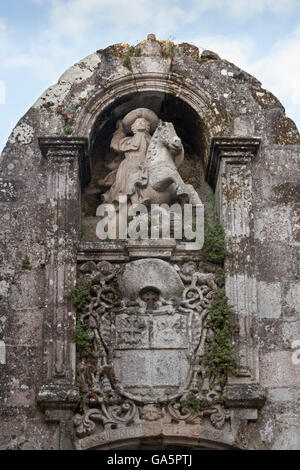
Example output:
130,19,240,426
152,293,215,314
0,35,299,450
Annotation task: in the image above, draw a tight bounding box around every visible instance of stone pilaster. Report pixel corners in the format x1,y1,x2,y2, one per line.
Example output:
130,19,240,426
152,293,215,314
37,137,89,446
206,137,261,383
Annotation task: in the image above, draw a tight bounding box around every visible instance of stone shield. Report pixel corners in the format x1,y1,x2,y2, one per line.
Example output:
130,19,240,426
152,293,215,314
112,308,192,403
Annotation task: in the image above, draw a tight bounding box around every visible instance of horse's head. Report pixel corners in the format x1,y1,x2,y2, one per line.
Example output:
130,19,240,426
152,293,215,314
155,121,183,154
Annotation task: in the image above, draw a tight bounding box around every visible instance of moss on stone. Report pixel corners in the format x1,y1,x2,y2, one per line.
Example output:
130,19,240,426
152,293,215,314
63,125,73,135
21,256,31,270
201,192,228,264
80,218,99,242
202,288,238,388
121,46,143,70
251,86,282,110
70,278,94,357
72,322,93,358
57,100,85,135
179,158,204,191
202,219,227,264
160,43,174,59
122,54,133,71
276,115,300,145
70,277,91,313
180,393,205,412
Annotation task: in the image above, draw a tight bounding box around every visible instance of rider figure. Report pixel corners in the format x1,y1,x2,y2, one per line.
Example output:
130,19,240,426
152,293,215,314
102,108,159,206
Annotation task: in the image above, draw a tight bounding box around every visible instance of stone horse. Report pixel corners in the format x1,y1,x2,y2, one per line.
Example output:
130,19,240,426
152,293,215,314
143,120,202,206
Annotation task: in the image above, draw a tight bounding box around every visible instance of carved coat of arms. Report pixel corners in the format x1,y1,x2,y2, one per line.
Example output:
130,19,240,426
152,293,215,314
74,258,229,439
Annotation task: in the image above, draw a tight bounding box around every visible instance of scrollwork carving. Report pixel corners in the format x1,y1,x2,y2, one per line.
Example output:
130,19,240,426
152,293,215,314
74,259,230,439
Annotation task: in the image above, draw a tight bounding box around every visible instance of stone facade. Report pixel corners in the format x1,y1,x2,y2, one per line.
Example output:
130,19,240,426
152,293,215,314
0,35,299,450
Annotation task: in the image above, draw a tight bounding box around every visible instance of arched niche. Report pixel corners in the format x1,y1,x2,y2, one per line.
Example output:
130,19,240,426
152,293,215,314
81,88,209,223
73,73,220,157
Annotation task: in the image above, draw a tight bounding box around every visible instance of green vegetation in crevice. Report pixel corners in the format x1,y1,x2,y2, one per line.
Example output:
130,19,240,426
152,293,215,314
155,398,174,409
202,287,238,388
72,321,93,358
202,220,228,264
57,99,86,136
179,392,224,412
70,277,93,358
122,54,132,71
122,47,142,71
63,124,73,135
79,220,87,241
155,391,224,413
21,256,32,270
57,104,76,135
202,192,228,264
178,157,227,263
69,277,91,312
72,102,81,112
201,194,236,388
180,393,205,412
160,43,175,59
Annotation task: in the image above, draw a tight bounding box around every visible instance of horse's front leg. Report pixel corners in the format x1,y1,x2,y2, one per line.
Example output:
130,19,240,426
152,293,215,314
151,173,177,192
151,168,189,204
168,170,189,197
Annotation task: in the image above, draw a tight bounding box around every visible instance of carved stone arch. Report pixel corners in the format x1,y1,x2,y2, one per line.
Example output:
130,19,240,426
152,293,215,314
77,434,240,450
73,72,220,157
77,73,215,227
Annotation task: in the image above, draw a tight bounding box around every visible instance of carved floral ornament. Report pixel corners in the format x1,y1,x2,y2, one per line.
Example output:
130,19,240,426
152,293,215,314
73,259,230,440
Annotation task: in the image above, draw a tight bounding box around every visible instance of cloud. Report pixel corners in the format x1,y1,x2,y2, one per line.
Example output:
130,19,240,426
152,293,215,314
195,0,298,19
188,35,256,71
249,26,300,120
45,0,298,41
0,19,29,68
47,0,182,39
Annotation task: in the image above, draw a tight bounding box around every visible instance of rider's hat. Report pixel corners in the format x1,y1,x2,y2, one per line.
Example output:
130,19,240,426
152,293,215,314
122,108,159,133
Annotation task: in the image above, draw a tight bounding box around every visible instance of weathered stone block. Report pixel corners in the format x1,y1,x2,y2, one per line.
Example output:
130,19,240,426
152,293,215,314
257,281,282,318
224,384,266,408
260,351,300,388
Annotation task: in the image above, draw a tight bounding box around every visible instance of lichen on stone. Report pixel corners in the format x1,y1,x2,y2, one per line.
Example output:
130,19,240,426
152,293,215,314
8,122,34,145
251,86,283,110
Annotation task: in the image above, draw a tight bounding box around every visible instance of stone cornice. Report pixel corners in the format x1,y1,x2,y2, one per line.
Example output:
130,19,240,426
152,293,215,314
37,384,80,411
38,136,90,185
223,384,267,409
38,136,88,158
206,137,261,190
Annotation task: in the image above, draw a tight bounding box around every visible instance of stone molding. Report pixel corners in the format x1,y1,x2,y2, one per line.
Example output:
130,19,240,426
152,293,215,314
77,241,202,262
39,136,90,185
73,73,216,156
206,137,261,191
223,384,266,409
